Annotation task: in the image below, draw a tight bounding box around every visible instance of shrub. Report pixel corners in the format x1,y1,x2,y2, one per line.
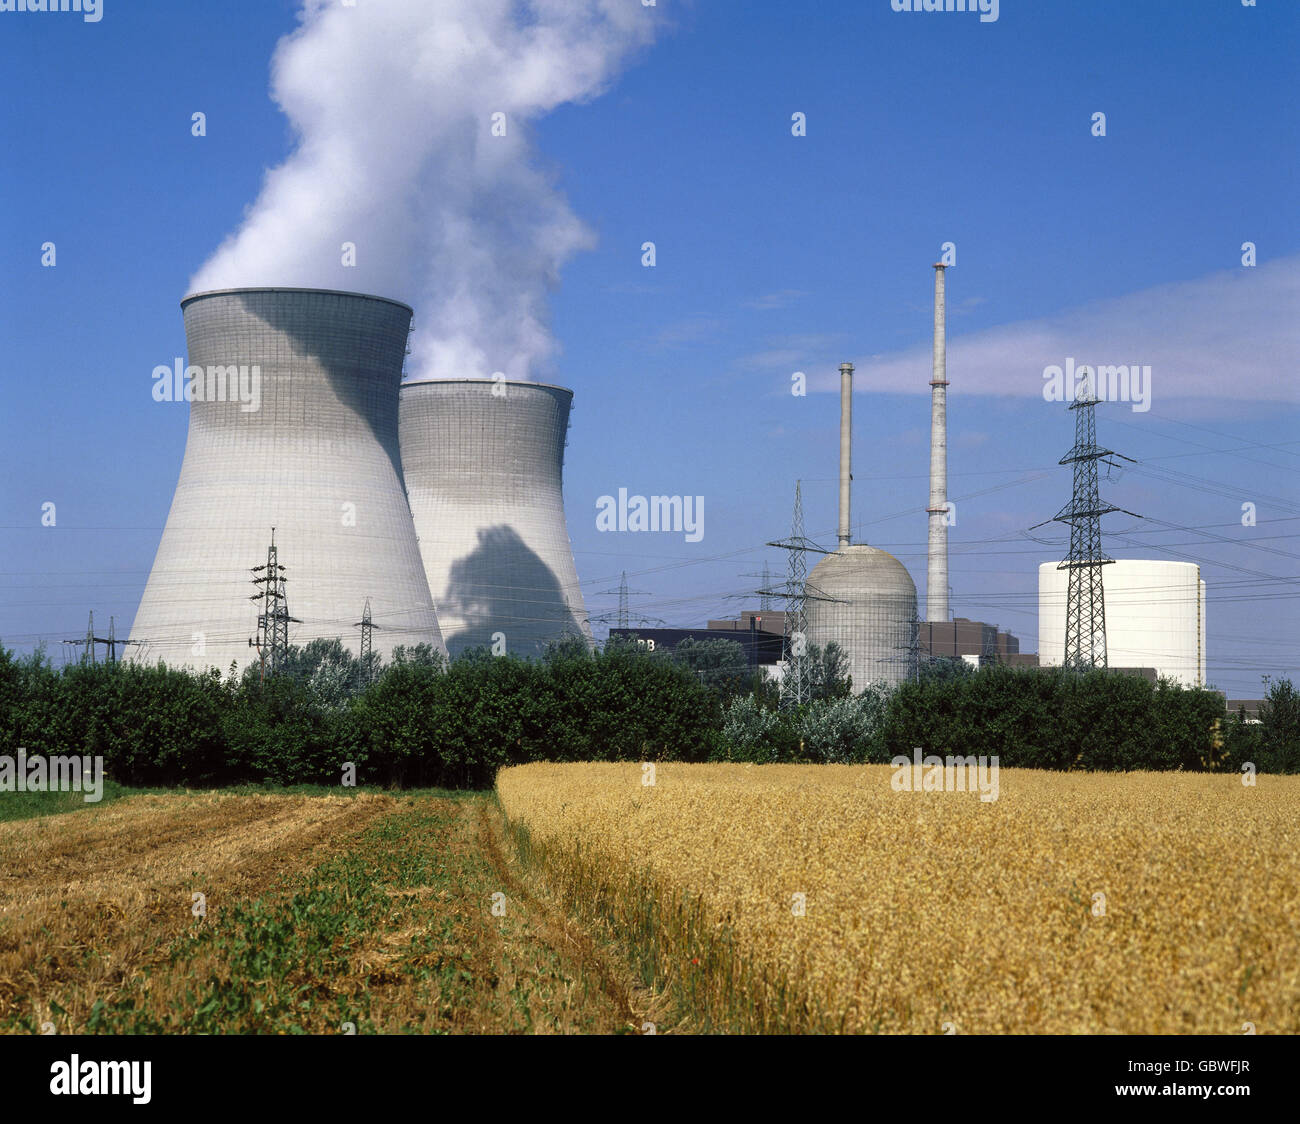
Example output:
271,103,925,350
795,687,889,764
718,695,794,763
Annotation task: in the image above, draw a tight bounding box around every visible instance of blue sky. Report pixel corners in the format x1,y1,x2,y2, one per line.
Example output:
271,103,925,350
1,0,1297,696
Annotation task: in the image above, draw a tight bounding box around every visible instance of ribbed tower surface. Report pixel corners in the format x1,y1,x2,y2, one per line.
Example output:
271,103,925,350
805,544,919,690
130,288,446,672
399,378,592,659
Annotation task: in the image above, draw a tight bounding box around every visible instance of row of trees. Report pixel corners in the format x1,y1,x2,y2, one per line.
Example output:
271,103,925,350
721,659,1299,773
1,636,1295,788
0,637,727,788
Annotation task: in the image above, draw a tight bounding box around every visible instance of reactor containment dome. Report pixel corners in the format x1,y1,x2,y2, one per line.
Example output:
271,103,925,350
806,544,919,690
399,378,593,660
802,361,919,691
130,288,447,671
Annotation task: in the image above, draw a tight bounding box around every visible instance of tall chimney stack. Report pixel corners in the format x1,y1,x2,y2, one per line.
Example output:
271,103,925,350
927,264,950,623
838,361,854,549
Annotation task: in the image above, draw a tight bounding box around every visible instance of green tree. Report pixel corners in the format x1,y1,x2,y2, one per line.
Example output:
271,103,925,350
673,637,752,701
718,694,796,763
804,641,853,700
1258,676,1300,773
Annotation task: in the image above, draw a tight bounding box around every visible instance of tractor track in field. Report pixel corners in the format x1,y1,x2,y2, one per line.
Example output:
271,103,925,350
476,796,670,1034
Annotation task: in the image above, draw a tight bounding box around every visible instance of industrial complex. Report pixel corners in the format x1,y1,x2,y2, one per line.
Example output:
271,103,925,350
127,266,1208,694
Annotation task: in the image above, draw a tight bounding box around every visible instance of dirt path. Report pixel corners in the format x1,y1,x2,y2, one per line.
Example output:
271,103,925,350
474,796,671,1033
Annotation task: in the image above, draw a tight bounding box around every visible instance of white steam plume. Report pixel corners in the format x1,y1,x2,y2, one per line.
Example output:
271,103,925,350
190,0,657,381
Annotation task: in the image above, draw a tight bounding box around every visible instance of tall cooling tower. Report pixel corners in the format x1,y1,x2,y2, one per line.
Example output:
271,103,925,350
399,379,592,659
130,288,446,671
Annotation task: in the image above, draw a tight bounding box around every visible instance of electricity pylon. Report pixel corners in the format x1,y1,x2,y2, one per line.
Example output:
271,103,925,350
762,481,837,709
591,571,664,629
743,561,774,612
354,598,379,687
1051,369,1135,670
249,528,299,681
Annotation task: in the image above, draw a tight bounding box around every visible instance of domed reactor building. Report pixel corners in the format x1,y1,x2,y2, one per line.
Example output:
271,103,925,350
805,362,919,690
399,378,592,659
130,288,446,671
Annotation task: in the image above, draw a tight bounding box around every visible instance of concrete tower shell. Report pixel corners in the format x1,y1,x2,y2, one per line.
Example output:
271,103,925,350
926,263,950,623
130,288,446,671
1037,559,1206,687
399,378,592,660
806,545,919,690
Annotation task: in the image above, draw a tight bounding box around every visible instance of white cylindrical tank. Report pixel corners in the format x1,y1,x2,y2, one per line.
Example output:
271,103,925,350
805,545,918,690
130,288,447,672
1037,559,1205,686
399,378,592,659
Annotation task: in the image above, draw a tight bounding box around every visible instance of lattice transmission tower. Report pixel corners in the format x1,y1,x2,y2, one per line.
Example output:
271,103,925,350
762,481,836,710
354,598,379,687
1051,369,1134,670
591,571,664,631
249,528,299,680
742,561,774,613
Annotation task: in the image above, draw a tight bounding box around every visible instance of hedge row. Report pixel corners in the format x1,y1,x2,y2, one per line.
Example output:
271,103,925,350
0,640,722,789
1,640,1295,787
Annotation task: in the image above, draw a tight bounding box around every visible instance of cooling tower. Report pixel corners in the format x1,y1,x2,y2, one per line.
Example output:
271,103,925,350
399,379,592,659
804,360,919,690
130,288,446,671
1038,559,1206,687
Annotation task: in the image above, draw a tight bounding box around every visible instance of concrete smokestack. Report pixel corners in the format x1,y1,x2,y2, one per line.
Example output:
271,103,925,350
927,264,950,623
838,361,854,549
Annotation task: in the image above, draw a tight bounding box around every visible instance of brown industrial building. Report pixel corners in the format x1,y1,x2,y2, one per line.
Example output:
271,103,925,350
919,617,1020,661
707,610,787,636
694,608,1167,684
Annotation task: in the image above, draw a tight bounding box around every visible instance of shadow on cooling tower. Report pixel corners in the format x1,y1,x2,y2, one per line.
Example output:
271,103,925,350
441,525,586,660
233,290,406,483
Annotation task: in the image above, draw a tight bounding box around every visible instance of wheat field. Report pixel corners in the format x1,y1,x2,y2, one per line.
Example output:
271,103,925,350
498,763,1300,1034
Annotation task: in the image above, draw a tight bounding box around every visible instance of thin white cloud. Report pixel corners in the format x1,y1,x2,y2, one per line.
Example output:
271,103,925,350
742,289,806,310
823,257,1300,403
738,332,847,373
648,317,725,349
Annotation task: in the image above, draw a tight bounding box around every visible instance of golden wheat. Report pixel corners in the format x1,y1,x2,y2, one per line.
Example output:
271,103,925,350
498,763,1300,1034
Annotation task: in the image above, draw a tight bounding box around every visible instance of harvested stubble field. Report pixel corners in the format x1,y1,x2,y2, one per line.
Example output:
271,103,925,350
498,763,1300,1034
0,790,660,1034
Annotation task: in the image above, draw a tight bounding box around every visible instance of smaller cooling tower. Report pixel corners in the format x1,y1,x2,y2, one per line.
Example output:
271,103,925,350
130,288,446,672
399,379,592,659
